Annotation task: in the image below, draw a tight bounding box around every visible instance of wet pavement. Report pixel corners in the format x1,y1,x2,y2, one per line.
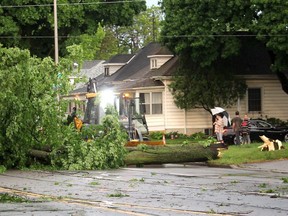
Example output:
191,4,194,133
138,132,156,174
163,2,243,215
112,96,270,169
0,161,288,216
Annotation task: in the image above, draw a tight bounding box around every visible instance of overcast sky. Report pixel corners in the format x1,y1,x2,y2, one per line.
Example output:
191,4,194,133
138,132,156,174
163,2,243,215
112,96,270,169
146,0,160,7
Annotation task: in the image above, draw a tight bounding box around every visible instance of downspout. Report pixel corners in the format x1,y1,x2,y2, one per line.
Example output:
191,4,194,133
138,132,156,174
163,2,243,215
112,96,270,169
237,98,241,112
184,109,187,134
164,80,167,131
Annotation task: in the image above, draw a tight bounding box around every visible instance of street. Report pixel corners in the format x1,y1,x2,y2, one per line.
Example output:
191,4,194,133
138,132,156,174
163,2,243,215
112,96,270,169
0,161,288,216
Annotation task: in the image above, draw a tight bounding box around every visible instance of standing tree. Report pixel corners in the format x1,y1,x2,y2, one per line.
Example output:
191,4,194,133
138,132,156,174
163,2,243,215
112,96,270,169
107,5,163,54
161,0,288,113
0,0,146,58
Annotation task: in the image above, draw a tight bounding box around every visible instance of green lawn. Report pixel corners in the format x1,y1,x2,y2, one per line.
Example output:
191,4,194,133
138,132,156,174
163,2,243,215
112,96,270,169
162,137,288,166
208,142,288,166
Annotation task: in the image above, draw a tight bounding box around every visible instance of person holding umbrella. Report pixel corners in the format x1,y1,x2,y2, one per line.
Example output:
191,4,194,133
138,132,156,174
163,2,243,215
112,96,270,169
213,113,225,144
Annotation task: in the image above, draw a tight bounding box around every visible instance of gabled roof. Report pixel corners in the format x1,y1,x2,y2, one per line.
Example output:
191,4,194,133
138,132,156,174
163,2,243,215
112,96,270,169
72,60,105,92
145,56,178,78
79,60,105,78
100,42,173,91
104,54,134,64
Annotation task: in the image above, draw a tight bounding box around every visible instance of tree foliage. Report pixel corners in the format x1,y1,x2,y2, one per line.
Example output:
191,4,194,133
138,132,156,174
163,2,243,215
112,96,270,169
0,46,73,168
51,115,128,170
161,0,288,111
169,62,247,112
111,6,163,53
0,45,128,170
0,0,146,58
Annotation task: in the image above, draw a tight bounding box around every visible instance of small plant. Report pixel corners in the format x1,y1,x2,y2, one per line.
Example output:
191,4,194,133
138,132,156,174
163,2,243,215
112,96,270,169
0,193,30,203
137,144,148,151
199,136,217,147
258,183,267,188
149,131,163,140
129,178,145,182
181,140,189,146
89,181,100,186
281,177,288,183
190,132,207,140
263,189,276,193
0,165,6,174
108,192,129,198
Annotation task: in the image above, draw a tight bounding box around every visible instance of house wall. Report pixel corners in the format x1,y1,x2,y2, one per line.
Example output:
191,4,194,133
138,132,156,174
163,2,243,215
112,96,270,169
238,79,288,120
109,65,124,75
146,77,288,135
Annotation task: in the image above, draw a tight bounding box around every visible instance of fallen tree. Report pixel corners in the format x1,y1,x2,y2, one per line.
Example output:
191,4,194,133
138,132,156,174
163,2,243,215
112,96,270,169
124,144,219,166
30,143,219,168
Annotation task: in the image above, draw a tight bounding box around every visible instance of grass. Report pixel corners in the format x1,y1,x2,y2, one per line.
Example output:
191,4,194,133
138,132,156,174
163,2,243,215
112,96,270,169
208,142,288,166
147,137,288,166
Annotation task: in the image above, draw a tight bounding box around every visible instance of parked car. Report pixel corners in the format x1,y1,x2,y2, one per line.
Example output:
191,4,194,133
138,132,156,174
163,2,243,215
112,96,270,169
223,119,288,144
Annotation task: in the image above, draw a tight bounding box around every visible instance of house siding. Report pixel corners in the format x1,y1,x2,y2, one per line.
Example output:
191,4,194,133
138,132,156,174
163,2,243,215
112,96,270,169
243,79,288,120
148,77,288,135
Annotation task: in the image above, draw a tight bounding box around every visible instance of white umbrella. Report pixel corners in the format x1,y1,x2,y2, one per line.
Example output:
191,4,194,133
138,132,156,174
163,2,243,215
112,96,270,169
211,107,231,127
211,107,225,115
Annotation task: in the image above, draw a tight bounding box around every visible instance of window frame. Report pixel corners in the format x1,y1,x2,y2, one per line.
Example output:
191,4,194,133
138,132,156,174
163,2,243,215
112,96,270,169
151,59,158,69
138,92,163,115
248,88,262,112
104,67,110,76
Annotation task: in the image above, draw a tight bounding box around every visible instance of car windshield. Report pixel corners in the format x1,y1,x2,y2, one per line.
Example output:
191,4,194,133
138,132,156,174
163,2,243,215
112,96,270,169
253,121,271,128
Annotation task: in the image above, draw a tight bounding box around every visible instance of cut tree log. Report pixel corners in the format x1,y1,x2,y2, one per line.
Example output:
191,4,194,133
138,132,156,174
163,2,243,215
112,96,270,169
124,144,218,165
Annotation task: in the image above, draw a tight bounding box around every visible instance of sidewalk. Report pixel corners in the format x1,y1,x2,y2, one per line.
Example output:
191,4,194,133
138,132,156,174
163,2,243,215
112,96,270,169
234,160,288,173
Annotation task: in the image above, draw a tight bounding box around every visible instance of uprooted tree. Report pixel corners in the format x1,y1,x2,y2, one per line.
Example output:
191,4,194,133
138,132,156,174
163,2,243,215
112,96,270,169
0,46,130,170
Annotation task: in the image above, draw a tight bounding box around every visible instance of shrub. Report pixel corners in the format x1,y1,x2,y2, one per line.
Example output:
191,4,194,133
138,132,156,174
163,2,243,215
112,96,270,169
149,131,163,140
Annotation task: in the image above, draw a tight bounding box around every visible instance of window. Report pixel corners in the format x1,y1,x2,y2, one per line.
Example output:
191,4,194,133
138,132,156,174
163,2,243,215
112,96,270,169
139,92,162,114
151,59,157,69
104,67,110,76
248,88,261,112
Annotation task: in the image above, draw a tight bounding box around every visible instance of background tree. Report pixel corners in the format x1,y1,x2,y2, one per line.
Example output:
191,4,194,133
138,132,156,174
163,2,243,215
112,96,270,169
169,59,247,113
111,6,163,53
0,0,146,58
162,0,287,113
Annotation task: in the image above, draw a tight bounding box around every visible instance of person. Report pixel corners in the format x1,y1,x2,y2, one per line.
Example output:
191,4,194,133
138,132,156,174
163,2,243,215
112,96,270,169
213,113,224,143
241,114,251,144
231,111,242,145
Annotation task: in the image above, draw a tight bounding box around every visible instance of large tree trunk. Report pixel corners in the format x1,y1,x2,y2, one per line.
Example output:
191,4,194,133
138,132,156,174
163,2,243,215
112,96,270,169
29,144,220,166
124,144,219,165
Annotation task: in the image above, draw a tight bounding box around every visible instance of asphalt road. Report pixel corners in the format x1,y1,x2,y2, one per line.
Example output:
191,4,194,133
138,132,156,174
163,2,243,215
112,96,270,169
0,161,288,216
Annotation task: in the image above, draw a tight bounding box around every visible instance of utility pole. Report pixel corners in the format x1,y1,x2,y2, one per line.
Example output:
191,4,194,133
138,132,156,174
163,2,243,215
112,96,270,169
152,11,156,42
53,0,59,64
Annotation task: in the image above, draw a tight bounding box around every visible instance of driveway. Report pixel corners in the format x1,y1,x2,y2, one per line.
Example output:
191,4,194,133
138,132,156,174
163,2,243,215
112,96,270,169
0,161,288,216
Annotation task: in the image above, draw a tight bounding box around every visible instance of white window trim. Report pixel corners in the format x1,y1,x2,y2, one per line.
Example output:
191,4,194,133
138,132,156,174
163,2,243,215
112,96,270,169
136,91,163,115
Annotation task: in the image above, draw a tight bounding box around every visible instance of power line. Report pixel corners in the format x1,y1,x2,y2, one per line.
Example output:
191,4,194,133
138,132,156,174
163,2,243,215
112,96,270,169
1,34,288,40
0,0,145,8
162,34,288,38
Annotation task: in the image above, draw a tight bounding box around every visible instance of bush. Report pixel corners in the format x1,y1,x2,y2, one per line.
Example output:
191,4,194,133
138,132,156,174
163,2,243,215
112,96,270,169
149,131,163,140
266,118,288,127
